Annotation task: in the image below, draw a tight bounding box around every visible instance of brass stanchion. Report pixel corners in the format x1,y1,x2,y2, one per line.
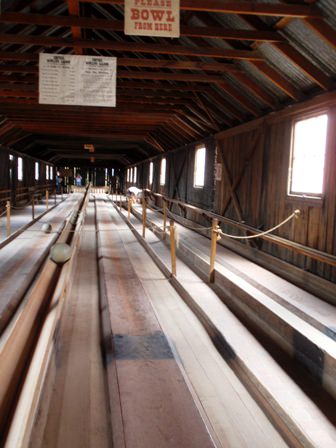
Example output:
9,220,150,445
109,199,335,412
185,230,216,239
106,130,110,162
128,198,131,222
142,193,147,238
6,201,11,237
46,189,49,210
163,199,167,240
169,219,177,276
209,218,220,283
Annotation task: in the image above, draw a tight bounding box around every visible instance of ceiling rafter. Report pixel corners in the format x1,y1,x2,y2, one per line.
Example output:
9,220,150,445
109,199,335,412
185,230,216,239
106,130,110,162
67,0,83,55
79,0,322,19
0,12,286,43
240,15,334,91
0,33,263,60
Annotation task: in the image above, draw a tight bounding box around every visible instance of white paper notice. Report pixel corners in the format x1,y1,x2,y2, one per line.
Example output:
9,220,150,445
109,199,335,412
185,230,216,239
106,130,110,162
125,0,180,38
39,53,117,107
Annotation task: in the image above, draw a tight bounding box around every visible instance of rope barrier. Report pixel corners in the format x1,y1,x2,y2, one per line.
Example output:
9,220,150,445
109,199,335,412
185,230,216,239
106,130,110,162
166,209,213,231
218,210,301,240
11,200,33,210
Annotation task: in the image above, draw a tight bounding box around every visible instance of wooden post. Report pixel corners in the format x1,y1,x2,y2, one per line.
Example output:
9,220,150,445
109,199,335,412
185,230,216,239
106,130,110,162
31,194,35,220
54,188,56,205
209,218,219,283
46,190,49,210
128,198,131,222
119,193,122,210
6,201,11,236
169,219,177,276
163,199,167,240
142,193,147,238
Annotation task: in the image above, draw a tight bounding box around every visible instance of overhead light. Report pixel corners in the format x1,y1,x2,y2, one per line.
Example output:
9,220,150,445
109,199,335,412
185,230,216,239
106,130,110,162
84,144,95,153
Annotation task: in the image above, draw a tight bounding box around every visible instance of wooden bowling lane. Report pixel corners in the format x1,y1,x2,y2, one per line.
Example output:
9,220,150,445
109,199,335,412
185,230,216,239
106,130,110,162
96,197,215,448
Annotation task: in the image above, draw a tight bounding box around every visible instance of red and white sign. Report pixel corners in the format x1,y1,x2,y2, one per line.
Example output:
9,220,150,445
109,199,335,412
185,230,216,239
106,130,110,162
125,0,180,38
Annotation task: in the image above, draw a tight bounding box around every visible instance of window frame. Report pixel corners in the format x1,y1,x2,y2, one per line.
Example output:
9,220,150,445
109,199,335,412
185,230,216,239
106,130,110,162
287,111,328,201
193,145,206,189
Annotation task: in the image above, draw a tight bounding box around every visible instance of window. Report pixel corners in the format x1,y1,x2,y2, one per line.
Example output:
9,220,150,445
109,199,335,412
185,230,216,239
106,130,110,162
127,168,130,182
194,146,206,188
160,158,166,186
18,157,23,181
50,166,53,180
149,162,153,186
111,168,115,177
130,168,133,183
35,162,39,180
46,165,49,180
288,114,328,197
9,154,14,161
133,166,137,183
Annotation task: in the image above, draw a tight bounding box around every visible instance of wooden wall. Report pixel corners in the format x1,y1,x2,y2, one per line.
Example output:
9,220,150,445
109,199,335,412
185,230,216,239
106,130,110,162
214,101,336,283
129,93,336,285
0,145,55,202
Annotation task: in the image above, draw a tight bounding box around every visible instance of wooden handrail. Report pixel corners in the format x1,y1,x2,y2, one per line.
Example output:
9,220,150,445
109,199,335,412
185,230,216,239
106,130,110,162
145,189,336,268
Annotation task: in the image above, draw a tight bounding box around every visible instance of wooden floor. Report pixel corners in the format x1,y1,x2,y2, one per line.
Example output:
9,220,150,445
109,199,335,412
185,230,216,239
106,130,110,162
3,194,336,447
12,195,292,448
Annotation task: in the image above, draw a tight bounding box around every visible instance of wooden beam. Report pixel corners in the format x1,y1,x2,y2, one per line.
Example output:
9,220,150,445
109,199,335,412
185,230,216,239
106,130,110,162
0,66,227,82
304,19,336,49
0,13,285,42
251,61,304,101
0,34,263,60
79,0,323,18
243,15,334,91
67,0,83,55
119,82,211,92
271,42,333,91
217,82,260,117
232,72,278,108
0,55,241,73
117,71,226,83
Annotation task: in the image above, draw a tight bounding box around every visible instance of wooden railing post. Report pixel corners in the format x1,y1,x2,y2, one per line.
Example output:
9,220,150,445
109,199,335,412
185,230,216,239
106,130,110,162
119,192,122,210
6,200,11,237
163,199,167,240
128,198,131,222
46,189,49,210
142,193,147,238
169,219,177,276
209,218,219,283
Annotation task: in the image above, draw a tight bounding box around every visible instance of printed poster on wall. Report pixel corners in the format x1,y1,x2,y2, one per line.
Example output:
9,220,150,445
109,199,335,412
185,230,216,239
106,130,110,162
39,53,117,107
125,0,180,38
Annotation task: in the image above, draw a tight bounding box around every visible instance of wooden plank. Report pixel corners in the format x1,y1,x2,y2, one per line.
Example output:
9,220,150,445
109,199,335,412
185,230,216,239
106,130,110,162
0,34,263,60
304,18,336,48
79,0,323,18
0,13,285,42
